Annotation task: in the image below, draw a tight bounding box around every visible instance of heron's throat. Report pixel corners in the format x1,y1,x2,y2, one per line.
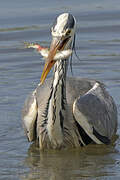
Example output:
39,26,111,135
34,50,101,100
47,59,67,148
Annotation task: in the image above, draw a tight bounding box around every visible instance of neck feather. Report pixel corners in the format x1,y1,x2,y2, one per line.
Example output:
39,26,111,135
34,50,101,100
47,59,68,148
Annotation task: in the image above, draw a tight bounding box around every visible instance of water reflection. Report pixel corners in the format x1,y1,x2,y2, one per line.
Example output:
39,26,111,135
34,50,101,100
21,140,119,180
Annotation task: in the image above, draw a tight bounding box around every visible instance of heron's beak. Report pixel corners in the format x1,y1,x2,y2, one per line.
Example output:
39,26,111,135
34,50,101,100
40,36,70,84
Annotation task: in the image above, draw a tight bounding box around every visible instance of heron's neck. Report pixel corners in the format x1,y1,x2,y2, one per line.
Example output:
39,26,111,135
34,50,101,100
47,59,68,148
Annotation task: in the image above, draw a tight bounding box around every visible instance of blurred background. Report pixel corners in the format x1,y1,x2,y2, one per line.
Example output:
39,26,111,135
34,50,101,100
0,0,120,179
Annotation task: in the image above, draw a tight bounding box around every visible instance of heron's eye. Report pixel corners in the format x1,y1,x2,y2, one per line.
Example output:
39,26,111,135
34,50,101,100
66,29,71,36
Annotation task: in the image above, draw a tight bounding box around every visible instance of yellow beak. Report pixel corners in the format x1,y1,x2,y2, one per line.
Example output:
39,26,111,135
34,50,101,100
40,38,59,84
40,35,70,84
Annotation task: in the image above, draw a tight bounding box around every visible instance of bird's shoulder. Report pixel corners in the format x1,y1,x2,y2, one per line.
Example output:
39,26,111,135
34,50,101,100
66,76,101,104
72,77,117,141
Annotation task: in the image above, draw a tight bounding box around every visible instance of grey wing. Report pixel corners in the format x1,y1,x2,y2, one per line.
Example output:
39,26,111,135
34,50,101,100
22,90,38,142
73,82,117,145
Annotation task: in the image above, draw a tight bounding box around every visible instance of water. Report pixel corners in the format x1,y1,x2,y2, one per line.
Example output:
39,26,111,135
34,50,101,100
0,0,120,179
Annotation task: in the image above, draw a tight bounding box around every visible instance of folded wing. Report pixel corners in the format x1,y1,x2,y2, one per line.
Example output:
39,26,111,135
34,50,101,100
73,82,117,145
22,90,38,142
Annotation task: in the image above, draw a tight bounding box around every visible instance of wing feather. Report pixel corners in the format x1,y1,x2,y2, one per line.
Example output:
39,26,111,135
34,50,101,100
73,82,117,145
22,90,38,142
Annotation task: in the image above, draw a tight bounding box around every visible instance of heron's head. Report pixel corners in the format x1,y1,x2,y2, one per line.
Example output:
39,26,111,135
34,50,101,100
40,13,76,84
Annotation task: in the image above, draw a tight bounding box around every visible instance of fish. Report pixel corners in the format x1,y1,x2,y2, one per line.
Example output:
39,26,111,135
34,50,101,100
24,42,72,61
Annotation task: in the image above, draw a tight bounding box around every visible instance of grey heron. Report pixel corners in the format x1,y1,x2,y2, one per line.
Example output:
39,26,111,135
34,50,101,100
22,13,118,149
